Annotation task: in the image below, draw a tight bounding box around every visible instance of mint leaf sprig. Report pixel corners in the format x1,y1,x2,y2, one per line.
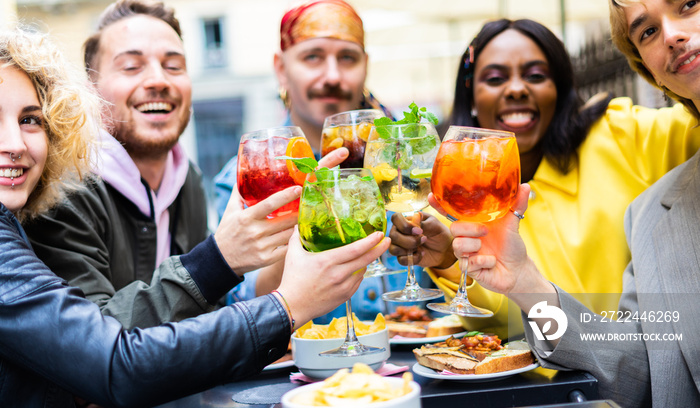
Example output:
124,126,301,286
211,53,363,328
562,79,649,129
374,102,438,139
371,102,438,192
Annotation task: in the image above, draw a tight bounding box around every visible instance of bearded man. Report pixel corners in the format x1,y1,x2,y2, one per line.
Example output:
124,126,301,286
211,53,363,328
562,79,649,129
24,0,312,329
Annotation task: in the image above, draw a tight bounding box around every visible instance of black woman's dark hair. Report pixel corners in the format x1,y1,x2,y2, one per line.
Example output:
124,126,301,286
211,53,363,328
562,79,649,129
446,18,612,174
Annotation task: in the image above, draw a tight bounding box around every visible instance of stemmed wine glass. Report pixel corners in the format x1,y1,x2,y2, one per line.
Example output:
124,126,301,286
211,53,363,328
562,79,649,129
237,126,314,218
427,126,520,317
321,109,400,277
298,167,387,357
321,109,383,168
364,122,444,302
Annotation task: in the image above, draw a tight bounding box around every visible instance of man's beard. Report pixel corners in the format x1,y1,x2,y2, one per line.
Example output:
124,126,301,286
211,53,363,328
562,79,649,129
110,115,189,159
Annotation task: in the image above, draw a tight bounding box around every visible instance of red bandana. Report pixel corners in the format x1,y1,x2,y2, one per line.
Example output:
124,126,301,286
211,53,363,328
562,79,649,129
280,0,364,51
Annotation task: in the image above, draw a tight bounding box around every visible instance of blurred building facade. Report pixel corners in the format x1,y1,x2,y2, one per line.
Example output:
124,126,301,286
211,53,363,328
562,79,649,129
6,0,665,210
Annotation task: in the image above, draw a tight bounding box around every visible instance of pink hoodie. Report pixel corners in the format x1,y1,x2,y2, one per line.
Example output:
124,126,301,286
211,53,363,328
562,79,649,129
96,130,190,266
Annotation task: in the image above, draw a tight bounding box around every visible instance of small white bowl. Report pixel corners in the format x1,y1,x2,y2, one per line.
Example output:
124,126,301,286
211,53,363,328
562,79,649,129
281,376,421,408
291,328,390,379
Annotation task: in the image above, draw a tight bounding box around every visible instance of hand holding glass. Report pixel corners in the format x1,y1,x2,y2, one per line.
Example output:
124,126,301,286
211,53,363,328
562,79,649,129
298,168,387,357
364,123,443,302
321,109,398,277
427,126,520,317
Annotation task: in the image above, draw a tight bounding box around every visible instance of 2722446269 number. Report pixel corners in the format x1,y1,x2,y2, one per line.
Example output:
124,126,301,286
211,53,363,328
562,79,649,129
596,310,680,323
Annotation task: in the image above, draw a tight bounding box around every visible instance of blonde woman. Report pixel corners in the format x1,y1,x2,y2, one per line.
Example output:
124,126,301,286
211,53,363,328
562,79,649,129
0,28,388,407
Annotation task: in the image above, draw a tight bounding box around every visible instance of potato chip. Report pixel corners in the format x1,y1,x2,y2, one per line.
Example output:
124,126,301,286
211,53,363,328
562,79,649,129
296,314,386,339
326,317,345,339
367,313,386,334
296,320,314,338
290,363,412,406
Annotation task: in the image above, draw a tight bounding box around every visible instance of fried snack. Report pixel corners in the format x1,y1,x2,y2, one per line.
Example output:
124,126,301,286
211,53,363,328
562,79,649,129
291,363,413,406
296,314,386,339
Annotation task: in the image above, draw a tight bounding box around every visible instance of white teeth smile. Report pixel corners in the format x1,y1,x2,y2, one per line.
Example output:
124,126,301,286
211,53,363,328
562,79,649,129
0,168,23,178
680,52,700,67
500,112,534,121
136,102,173,113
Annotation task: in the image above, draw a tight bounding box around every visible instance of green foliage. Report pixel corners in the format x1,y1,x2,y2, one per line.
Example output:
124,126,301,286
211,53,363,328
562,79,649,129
275,155,320,174
371,102,439,170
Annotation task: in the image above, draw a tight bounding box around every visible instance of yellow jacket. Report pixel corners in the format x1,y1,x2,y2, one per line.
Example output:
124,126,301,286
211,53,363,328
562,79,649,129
428,97,700,339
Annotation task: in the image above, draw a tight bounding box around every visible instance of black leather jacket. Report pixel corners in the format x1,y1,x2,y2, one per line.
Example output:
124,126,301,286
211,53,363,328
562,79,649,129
0,205,290,408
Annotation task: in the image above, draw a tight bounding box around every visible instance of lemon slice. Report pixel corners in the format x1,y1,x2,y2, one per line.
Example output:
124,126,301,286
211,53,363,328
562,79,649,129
409,168,432,179
370,163,398,183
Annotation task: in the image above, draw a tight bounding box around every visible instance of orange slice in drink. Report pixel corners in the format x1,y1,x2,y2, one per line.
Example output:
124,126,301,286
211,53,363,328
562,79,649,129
495,137,518,188
285,136,314,185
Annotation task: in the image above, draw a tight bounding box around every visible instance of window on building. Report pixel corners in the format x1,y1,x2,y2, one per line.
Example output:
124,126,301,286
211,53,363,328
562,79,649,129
192,98,244,186
203,18,226,68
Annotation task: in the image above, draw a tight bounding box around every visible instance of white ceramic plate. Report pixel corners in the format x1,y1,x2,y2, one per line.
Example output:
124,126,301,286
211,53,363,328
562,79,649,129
389,331,467,345
411,362,539,382
263,358,295,371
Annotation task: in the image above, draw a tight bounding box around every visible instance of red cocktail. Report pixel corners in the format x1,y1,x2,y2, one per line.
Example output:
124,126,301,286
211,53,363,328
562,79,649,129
237,126,313,218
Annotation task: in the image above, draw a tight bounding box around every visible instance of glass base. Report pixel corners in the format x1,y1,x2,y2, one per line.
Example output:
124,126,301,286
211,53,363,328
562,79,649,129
427,301,493,318
319,341,386,357
382,288,443,302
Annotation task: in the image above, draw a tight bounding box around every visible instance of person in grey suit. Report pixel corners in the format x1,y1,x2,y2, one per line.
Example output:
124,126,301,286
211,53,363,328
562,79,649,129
423,0,700,406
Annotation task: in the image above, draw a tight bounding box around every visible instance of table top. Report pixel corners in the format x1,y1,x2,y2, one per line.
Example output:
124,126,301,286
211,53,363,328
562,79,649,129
155,346,599,408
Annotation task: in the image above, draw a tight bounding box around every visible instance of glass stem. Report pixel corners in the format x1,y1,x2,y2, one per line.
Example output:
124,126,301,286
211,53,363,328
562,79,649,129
402,212,420,292
453,255,473,307
344,299,359,343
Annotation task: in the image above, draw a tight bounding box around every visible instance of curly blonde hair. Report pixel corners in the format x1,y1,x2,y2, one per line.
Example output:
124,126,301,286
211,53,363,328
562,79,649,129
0,28,100,221
609,0,698,117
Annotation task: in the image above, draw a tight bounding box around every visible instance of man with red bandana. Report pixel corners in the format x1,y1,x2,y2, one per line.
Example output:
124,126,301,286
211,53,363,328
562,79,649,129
216,0,390,216
214,0,420,323
22,0,338,330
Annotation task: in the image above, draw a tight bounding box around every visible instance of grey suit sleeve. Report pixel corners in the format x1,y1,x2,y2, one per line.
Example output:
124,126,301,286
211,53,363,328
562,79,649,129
522,283,652,407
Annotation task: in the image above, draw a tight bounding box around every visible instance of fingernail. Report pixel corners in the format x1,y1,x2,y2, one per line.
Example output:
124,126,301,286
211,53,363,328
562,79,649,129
412,227,423,235
420,236,427,244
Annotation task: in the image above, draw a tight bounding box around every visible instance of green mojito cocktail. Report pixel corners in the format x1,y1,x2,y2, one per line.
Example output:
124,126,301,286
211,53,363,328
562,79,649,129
297,167,386,358
299,168,386,252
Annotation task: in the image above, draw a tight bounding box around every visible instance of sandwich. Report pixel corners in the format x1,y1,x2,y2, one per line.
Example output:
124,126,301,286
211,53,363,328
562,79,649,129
387,306,464,339
413,333,534,375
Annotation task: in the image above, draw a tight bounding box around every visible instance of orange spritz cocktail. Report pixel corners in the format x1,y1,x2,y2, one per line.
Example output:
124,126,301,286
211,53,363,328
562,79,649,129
237,126,313,218
427,126,520,318
431,134,520,222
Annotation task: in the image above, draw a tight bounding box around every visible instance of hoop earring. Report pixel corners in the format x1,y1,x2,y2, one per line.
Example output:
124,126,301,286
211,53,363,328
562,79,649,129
279,87,290,109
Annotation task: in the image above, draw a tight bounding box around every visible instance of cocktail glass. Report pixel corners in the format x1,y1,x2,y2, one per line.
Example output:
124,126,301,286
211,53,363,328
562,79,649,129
322,109,400,277
321,109,383,168
364,122,444,302
237,126,313,218
427,126,520,317
298,168,387,357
